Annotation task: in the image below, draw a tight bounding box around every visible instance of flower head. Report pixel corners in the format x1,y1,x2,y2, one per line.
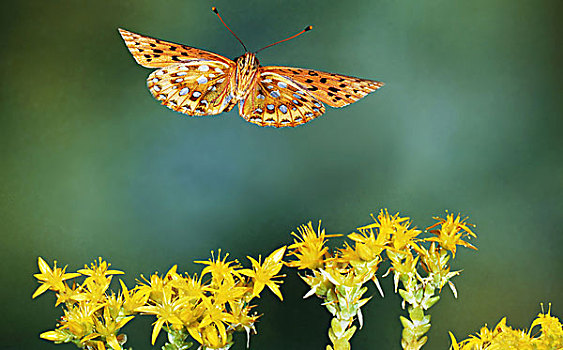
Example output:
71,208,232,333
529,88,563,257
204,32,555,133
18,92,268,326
195,249,241,285
287,221,337,270
135,285,187,344
239,246,286,300
426,212,476,257
33,257,81,299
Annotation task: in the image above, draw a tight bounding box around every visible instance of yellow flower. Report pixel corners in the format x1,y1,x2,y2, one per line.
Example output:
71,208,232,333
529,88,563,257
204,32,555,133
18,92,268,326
200,323,232,349
358,209,410,241
426,212,477,257
77,257,124,286
239,246,286,301
137,266,177,304
83,275,112,304
195,249,241,285
178,302,206,329
205,277,248,305
346,227,388,262
135,286,186,344
452,307,563,349
33,257,81,299
54,281,87,306
82,306,134,350
229,300,258,331
172,273,206,303
390,222,422,252
119,280,149,315
60,302,102,340
530,304,563,348
287,221,337,270
199,298,238,345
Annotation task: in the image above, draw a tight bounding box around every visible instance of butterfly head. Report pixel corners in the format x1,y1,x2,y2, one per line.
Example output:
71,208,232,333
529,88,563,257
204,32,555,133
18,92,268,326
234,52,259,98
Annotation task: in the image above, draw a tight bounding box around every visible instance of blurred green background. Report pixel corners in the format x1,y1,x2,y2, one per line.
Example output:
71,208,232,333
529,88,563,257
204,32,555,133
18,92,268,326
1,0,561,348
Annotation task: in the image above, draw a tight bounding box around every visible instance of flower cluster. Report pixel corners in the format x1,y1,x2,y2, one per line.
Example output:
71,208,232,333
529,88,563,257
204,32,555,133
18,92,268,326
32,257,142,350
286,210,477,350
137,247,285,349
33,247,286,350
450,304,563,349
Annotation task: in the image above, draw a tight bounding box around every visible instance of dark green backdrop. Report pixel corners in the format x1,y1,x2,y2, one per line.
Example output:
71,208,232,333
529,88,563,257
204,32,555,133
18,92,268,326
1,0,562,349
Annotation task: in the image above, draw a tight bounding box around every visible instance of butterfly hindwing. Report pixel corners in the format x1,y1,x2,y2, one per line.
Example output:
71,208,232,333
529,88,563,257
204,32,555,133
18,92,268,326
263,66,384,108
148,60,236,116
239,71,325,127
119,28,234,69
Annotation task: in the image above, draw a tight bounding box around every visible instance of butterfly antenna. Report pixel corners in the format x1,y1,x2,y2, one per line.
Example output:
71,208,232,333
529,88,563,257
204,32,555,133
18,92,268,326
211,7,248,52
255,25,313,53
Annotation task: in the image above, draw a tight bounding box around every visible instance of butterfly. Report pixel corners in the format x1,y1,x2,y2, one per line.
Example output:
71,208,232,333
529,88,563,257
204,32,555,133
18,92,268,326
119,8,384,128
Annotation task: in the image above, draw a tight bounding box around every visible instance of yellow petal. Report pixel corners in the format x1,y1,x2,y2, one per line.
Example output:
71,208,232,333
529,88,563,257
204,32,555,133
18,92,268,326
187,326,203,344
267,283,284,301
252,281,265,297
40,330,65,342
267,246,287,263
32,283,51,299
37,257,52,275
151,318,165,345
106,334,121,350
449,332,460,350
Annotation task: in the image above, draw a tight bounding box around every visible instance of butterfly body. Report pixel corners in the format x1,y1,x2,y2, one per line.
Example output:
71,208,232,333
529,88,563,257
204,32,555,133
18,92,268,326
233,52,260,100
119,28,383,127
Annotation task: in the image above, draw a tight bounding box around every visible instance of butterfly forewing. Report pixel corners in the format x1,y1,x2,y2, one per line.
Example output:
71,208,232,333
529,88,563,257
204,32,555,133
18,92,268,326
148,60,236,116
264,67,384,108
119,28,234,69
240,72,325,127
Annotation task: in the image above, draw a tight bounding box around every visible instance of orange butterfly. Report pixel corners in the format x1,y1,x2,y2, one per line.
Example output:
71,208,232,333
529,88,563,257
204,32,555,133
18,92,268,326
119,8,384,128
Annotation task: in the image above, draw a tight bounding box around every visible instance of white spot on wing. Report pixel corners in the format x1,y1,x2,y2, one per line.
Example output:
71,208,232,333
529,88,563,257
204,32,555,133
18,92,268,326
277,82,287,88
193,91,202,98
197,76,208,84
179,87,190,96
271,90,281,98
279,105,288,114
198,65,209,72
220,93,233,110
267,104,274,110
